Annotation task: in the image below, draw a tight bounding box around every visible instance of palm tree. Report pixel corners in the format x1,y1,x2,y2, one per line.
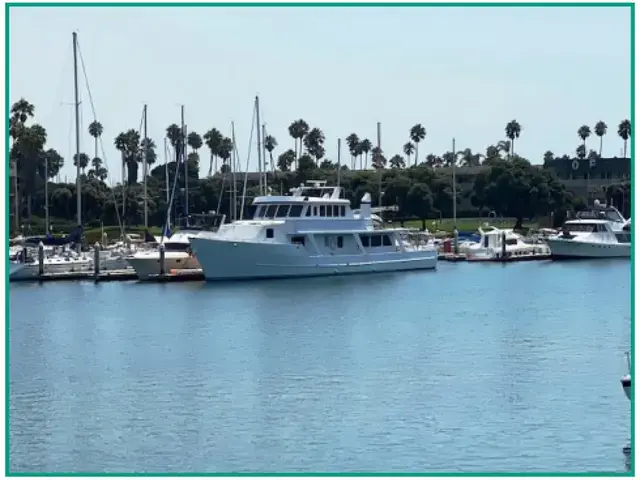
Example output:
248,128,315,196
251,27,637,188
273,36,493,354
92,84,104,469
576,144,586,159
140,137,157,176
389,154,405,169
403,142,414,166
543,150,554,165
287,119,309,165
14,123,47,221
618,119,631,158
115,129,141,185
277,149,296,172
409,124,426,166
577,125,591,153
345,133,360,169
303,127,326,166
88,120,103,163
203,128,223,176
89,156,107,181
165,123,184,164
73,153,90,174
359,139,372,169
264,135,278,172
187,131,202,152
10,98,35,228
594,121,607,157
217,137,233,173
496,140,511,158
504,120,521,157
370,146,386,169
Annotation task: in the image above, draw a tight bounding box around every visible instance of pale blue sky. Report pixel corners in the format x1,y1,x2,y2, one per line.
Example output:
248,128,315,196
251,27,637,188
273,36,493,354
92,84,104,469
9,5,632,183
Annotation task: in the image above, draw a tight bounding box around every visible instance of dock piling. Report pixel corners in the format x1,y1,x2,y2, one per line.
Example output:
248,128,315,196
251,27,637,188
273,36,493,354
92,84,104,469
501,232,507,259
159,243,166,275
38,242,44,277
453,228,459,255
93,242,100,279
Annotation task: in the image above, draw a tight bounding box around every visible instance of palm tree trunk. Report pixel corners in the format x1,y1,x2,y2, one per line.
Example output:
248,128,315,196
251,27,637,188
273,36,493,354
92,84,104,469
599,136,603,157
94,137,98,162
414,144,419,167
624,140,628,159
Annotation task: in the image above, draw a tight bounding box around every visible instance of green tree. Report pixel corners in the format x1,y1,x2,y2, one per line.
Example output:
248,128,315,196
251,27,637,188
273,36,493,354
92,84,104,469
389,154,405,169
277,149,295,172
406,183,433,230
577,125,591,154
618,119,631,158
288,119,309,163
88,120,103,163
594,121,607,157
409,124,426,166
203,128,223,177
345,133,360,170
403,142,414,166
264,134,278,172
359,139,372,169
297,154,316,173
303,127,326,166
115,129,141,185
504,120,521,157
576,144,586,159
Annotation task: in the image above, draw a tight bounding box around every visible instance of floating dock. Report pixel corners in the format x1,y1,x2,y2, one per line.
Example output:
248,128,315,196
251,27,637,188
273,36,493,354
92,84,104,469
10,269,138,283
143,269,205,282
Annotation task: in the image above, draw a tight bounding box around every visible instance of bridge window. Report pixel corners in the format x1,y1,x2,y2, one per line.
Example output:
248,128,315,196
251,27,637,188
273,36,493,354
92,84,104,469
275,205,289,218
319,205,326,217
289,204,303,217
266,228,274,239
264,205,277,219
305,206,311,217
340,205,346,216
382,235,392,247
337,236,344,248
371,235,382,247
360,234,370,247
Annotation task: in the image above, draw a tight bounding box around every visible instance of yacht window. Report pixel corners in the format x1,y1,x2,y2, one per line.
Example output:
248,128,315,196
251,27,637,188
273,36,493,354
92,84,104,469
506,238,517,246
596,223,607,233
305,206,311,217
291,235,305,245
250,205,260,218
313,206,318,216
564,223,597,233
320,205,326,217
360,234,370,247
337,236,344,248
264,205,277,218
382,235,392,247
340,205,346,217
275,205,289,218
371,235,382,247
289,205,303,217
266,228,274,239
333,205,339,217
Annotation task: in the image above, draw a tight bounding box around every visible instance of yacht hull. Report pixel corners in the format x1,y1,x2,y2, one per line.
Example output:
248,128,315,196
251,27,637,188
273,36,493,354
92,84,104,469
190,237,437,281
545,238,630,259
126,254,201,280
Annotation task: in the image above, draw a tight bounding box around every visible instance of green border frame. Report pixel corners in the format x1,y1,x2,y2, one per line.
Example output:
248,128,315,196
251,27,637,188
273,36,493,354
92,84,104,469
4,1,635,476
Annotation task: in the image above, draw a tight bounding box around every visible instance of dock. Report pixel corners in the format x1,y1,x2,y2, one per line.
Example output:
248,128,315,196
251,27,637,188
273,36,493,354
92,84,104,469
10,269,139,283
144,269,205,282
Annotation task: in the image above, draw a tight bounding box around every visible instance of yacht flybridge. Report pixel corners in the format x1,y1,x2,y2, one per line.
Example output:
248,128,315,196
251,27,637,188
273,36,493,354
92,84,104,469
189,181,438,280
545,200,630,259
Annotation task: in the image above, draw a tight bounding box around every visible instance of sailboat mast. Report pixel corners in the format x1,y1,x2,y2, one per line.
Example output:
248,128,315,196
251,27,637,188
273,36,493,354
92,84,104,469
255,96,263,196
72,32,82,231
143,104,148,229
181,105,188,225
164,137,171,227
452,137,457,226
231,121,237,221
337,138,341,189
262,124,268,193
44,155,49,233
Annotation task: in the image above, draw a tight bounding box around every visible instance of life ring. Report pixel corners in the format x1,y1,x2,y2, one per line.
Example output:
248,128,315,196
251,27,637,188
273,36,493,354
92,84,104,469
571,159,579,170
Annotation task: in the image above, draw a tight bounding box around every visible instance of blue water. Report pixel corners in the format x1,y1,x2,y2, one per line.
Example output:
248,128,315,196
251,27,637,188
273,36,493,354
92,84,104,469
9,260,632,473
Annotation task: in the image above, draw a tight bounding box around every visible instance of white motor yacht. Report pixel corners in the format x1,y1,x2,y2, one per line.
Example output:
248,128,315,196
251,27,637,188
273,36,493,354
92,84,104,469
189,180,438,281
465,225,550,262
125,231,202,280
545,201,630,259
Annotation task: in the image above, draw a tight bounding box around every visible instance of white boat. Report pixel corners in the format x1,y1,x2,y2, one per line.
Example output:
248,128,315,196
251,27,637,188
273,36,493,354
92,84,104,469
9,251,93,281
125,231,202,280
545,201,630,259
189,180,438,281
622,352,631,401
465,225,550,262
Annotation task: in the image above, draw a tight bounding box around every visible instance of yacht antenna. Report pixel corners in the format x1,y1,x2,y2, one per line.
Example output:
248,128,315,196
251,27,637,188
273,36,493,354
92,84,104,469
255,96,263,196
143,104,148,229
240,101,257,219
337,138,341,189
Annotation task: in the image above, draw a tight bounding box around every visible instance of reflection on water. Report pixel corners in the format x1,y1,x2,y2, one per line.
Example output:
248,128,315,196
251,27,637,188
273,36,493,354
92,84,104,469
623,444,631,472
9,261,631,473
